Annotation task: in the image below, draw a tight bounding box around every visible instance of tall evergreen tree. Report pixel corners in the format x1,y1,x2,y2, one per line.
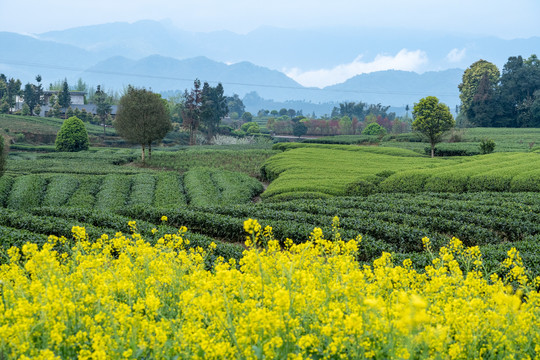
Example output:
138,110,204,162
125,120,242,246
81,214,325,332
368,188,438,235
94,85,112,135
57,80,71,117
201,82,228,141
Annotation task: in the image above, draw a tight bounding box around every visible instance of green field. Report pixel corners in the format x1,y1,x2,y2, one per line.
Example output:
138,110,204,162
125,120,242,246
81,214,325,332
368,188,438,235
1,125,540,272
261,143,540,200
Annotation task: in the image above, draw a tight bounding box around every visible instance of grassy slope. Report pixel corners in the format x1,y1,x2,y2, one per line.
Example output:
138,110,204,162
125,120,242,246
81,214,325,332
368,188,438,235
0,114,116,138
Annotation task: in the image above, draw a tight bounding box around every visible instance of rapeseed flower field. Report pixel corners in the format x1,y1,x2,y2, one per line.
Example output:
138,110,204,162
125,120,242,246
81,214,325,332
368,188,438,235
1,218,539,359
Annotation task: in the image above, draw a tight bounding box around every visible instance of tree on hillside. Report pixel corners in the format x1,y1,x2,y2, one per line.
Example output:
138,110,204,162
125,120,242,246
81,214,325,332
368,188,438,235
22,83,36,116
57,80,71,117
182,79,203,146
412,96,455,158
467,73,501,127
201,82,228,141
6,78,21,114
338,101,367,120
226,94,245,117
94,85,112,135
292,118,307,138
115,86,171,161
499,55,540,127
458,60,500,121
22,76,43,116
55,116,89,152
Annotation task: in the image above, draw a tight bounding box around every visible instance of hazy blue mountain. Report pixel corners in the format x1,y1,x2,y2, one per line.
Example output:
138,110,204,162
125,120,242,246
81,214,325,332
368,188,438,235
78,55,305,101
0,32,97,83
35,20,540,73
4,20,531,115
322,69,464,109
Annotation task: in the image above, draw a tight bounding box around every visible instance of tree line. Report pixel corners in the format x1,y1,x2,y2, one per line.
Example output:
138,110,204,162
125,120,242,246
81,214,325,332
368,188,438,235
459,54,540,127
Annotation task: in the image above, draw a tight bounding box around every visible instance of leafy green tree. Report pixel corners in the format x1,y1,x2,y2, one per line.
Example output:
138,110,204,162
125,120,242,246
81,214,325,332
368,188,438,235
339,116,352,135
242,111,253,122
292,120,307,138
75,78,87,92
182,79,203,146
115,86,172,161
6,78,21,114
65,107,75,119
21,103,31,116
362,122,387,137
23,83,37,116
458,60,500,121
201,82,228,141
412,96,455,158
55,116,89,152
166,92,185,124
226,94,245,116
499,55,540,127
467,73,502,127
240,121,259,132
339,101,367,120
287,109,296,118
94,85,113,135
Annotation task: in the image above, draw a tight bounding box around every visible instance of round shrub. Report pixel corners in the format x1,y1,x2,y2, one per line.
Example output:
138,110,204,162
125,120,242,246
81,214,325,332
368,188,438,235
55,116,89,152
479,138,496,154
362,122,387,137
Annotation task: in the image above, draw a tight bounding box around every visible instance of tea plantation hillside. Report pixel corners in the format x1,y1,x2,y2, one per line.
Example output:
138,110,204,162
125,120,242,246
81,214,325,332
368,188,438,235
262,143,540,200
0,137,539,279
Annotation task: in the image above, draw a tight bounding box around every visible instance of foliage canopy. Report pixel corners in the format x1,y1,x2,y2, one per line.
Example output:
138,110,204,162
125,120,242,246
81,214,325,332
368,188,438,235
55,116,89,152
114,86,171,161
412,96,455,157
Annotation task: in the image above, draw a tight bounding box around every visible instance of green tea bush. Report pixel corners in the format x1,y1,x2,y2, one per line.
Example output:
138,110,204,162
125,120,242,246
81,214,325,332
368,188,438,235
55,116,89,152
510,171,540,192
0,175,14,207
128,174,156,207
379,172,431,193
94,174,132,212
7,175,47,210
0,134,6,176
302,135,379,145
42,175,80,207
66,176,102,208
153,172,187,208
344,179,377,196
423,173,469,193
424,143,481,156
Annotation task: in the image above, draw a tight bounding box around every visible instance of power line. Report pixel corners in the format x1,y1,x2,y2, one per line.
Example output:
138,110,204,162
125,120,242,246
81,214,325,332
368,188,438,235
0,58,459,97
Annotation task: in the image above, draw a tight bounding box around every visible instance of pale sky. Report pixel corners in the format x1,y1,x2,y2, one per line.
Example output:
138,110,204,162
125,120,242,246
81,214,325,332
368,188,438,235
1,0,539,39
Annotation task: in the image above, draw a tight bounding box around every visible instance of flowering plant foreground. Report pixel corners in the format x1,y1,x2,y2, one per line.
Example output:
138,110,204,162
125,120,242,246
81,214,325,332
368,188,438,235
1,218,540,359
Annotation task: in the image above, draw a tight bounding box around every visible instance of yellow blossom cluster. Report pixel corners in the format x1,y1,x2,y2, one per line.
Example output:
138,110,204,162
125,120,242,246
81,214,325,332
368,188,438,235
0,219,539,359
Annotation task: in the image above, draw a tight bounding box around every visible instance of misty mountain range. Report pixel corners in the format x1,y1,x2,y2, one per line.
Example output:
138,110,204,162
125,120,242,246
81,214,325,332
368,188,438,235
1,20,539,115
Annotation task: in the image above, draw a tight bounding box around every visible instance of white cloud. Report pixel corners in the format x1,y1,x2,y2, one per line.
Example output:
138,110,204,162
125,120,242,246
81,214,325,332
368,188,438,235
285,49,429,88
446,48,466,63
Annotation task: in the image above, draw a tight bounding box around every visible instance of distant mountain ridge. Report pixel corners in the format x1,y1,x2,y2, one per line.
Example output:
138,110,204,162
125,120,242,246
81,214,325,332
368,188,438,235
3,20,538,114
